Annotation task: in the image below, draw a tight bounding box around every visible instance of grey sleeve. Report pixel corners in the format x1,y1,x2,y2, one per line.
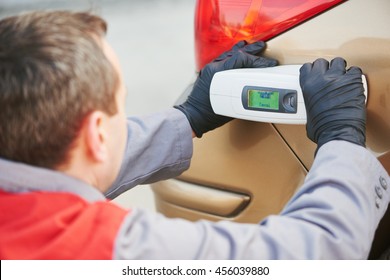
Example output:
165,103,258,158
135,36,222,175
105,108,193,199
113,141,390,259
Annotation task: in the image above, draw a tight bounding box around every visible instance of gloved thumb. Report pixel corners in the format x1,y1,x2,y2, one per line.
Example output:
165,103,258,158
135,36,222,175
223,51,278,69
240,41,266,55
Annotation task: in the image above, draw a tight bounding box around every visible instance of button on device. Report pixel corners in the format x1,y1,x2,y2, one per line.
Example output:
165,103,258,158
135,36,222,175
375,185,383,199
289,95,296,107
380,176,387,190
282,92,297,113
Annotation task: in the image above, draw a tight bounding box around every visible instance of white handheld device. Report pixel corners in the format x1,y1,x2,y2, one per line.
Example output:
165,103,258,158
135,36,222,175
210,65,368,124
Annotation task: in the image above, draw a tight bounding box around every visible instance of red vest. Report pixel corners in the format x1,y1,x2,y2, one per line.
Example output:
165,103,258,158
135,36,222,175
0,189,128,259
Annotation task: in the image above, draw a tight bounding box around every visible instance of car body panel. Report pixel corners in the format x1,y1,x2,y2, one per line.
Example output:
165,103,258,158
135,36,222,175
154,121,307,222
152,0,390,258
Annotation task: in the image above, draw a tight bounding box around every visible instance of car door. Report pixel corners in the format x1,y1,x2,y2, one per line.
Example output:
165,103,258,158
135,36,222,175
152,0,390,258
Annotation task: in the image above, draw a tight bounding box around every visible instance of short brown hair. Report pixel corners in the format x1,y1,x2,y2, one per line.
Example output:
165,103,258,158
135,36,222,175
0,11,118,168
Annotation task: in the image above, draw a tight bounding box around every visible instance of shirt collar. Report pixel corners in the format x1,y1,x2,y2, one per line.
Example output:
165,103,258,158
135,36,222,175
0,157,106,202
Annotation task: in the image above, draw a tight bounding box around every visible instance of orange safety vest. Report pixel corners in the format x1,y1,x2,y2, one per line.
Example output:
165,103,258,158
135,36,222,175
0,189,128,259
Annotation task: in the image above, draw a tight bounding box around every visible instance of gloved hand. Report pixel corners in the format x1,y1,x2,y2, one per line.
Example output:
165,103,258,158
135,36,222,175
175,40,278,137
299,57,366,152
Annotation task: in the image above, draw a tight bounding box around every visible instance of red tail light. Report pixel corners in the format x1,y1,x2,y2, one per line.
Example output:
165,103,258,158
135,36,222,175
195,0,345,71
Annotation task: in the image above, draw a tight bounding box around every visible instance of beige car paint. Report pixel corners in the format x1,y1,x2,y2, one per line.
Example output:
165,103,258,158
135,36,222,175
152,0,390,258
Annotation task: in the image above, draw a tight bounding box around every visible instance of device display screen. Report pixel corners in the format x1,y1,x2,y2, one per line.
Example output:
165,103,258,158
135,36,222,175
248,90,279,110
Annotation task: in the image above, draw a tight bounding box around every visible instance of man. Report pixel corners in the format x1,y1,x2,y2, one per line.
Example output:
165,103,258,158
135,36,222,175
0,11,388,259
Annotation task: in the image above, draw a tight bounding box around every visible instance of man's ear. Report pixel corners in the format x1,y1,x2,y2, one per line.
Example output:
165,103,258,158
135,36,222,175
83,111,108,163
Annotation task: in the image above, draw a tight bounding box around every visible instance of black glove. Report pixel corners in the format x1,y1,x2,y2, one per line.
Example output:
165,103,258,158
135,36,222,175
175,40,278,137
299,57,366,152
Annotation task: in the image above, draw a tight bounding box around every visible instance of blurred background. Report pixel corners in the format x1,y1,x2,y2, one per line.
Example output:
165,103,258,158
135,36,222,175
0,0,196,211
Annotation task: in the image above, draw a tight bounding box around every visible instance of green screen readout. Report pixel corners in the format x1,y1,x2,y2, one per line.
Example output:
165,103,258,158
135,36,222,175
248,90,279,110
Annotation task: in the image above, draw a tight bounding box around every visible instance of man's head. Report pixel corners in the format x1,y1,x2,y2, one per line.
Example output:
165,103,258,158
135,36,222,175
0,11,128,191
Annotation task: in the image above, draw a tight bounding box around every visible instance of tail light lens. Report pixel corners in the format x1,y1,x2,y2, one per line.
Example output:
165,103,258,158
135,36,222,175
195,0,345,71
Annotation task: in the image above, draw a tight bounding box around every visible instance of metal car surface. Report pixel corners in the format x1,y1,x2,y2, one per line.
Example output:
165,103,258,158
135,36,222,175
151,0,390,259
